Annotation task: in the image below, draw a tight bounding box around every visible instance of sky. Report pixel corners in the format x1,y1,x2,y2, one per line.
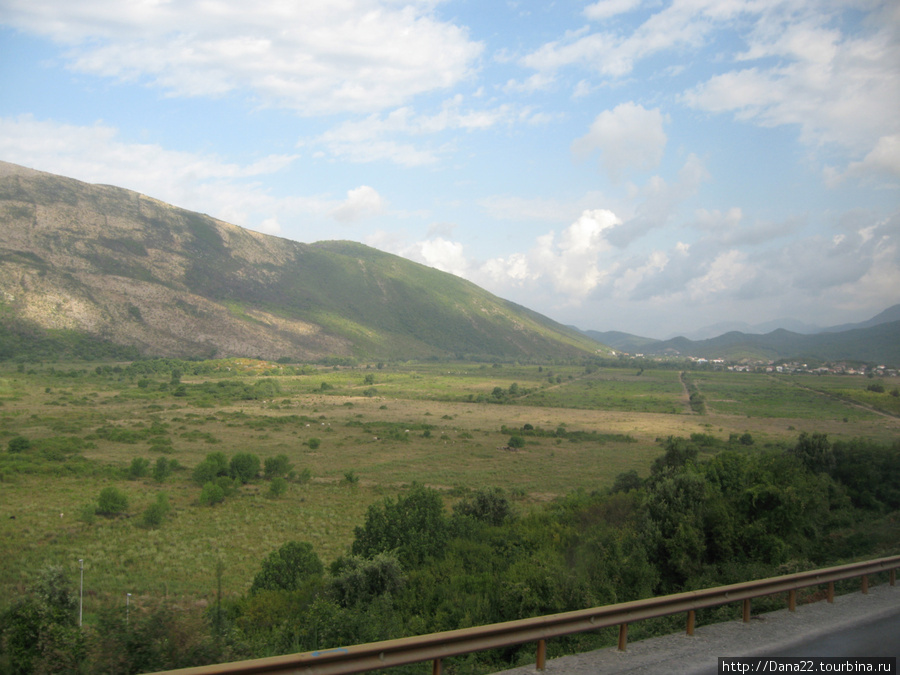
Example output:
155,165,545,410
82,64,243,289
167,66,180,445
1,0,899,339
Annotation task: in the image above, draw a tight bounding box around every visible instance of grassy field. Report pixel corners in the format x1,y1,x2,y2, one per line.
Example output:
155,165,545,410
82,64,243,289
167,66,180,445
1,360,898,613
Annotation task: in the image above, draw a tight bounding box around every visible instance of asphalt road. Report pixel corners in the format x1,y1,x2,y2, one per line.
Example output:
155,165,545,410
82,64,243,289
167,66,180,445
492,583,900,675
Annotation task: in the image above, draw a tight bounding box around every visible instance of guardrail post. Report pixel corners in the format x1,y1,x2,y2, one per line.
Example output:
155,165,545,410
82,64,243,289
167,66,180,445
686,610,695,636
861,574,868,594
432,658,442,675
617,623,628,651
827,581,834,603
536,639,546,671
788,590,796,612
891,569,896,586
742,598,750,623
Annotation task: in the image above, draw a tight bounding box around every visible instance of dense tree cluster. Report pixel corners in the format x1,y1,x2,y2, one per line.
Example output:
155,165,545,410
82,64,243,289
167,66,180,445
2,434,898,673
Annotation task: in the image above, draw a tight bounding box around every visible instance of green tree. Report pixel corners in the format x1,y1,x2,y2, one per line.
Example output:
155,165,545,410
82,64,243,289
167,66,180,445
250,541,324,594
140,493,171,529
200,482,225,506
328,553,406,608
453,488,513,526
264,454,292,479
152,456,172,483
610,469,642,494
192,452,229,486
507,435,525,449
97,487,128,516
0,565,83,675
351,484,449,567
128,457,150,480
230,452,260,483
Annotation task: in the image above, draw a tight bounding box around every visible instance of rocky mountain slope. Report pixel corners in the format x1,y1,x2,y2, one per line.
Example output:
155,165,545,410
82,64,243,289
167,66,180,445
0,161,604,362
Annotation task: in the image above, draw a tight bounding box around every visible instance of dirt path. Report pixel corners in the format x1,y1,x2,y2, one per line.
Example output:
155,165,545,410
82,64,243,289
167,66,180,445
678,371,696,415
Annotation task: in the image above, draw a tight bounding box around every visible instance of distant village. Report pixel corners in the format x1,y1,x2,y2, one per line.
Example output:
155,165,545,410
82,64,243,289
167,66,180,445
624,353,899,378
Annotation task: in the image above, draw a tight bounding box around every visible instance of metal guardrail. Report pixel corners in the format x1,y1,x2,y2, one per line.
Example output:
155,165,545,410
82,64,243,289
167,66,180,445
153,555,900,675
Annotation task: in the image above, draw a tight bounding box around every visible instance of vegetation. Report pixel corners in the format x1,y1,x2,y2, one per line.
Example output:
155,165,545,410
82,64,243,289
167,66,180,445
0,357,897,673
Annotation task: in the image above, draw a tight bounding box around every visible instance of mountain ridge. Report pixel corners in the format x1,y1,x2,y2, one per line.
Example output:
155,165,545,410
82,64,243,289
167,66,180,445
0,161,605,362
585,307,900,365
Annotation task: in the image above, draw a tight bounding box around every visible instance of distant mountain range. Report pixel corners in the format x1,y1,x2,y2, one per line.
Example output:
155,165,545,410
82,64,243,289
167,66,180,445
584,305,900,365
0,161,605,362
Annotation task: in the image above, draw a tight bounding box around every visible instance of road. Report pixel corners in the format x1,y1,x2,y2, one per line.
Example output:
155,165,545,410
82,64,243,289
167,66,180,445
492,583,899,674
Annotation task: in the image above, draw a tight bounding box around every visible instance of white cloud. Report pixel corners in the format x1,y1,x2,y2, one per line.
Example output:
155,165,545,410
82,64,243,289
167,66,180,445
476,209,622,298
0,114,344,235
331,186,386,223
825,134,900,186
572,102,667,181
584,0,644,22
478,194,596,223
259,218,282,235
308,98,518,166
522,0,740,77
400,237,471,278
1,0,483,115
683,4,900,169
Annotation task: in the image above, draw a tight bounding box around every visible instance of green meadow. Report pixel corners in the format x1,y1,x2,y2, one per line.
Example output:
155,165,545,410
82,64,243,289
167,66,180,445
1,358,898,614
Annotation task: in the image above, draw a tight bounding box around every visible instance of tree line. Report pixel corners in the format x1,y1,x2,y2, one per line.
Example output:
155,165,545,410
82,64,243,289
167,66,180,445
2,433,898,674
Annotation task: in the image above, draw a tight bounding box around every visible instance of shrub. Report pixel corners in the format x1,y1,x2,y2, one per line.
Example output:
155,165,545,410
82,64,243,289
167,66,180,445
264,454,292,479
306,437,321,450
7,436,31,453
250,541,324,594
97,487,128,516
453,487,513,526
267,477,288,498
199,482,225,506
140,494,171,529
128,457,150,480
507,435,525,449
152,457,172,483
351,484,449,567
230,452,260,483
192,452,229,486
328,552,406,608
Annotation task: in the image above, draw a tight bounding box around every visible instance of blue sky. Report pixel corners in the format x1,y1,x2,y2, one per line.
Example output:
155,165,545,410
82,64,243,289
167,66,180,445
1,0,898,338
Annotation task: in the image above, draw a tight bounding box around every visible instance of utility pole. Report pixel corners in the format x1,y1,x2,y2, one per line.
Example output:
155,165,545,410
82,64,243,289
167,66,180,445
78,559,84,627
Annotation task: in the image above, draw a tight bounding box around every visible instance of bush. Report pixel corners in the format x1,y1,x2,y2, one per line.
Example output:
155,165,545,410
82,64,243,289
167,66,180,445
140,494,171,528
97,487,128,516
128,457,150,480
351,484,449,567
152,457,172,483
250,541,324,594
267,477,288,498
306,437,321,450
199,482,225,506
230,453,260,483
7,436,31,453
192,452,229,486
453,487,513,526
507,435,525,449
264,454,292,479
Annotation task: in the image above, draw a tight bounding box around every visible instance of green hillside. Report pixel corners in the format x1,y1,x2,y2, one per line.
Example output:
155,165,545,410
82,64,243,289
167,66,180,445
0,161,604,362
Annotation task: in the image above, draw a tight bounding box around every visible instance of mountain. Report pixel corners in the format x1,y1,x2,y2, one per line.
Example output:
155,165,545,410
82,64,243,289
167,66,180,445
819,304,900,334
678,317,822,341
0,161,605,362
585,314,900,366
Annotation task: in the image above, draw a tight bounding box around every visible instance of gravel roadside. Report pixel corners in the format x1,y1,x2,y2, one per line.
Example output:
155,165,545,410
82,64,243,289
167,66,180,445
492,583,900,674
